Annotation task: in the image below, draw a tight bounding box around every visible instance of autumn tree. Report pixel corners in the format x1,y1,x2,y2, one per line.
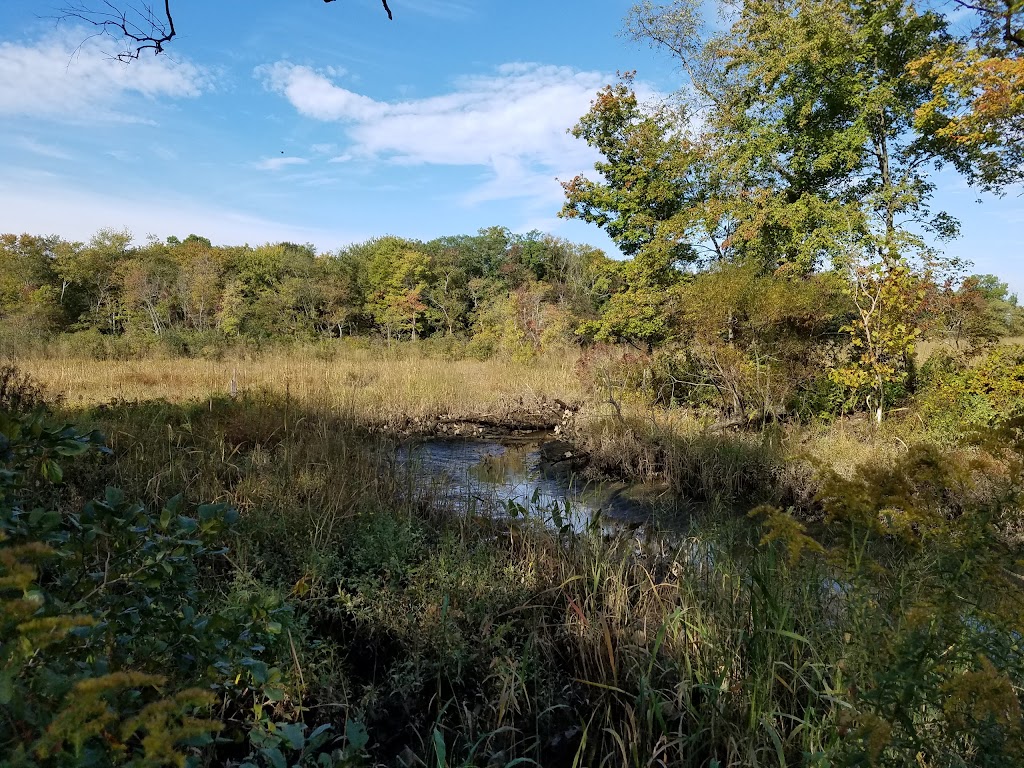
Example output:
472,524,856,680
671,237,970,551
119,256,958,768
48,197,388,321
830,261,925,422
363,237,432,341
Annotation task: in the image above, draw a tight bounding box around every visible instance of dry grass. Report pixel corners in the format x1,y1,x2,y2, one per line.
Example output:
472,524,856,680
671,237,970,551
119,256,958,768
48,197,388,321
17,345,586,426
916,335,1024,362
17,344,913,500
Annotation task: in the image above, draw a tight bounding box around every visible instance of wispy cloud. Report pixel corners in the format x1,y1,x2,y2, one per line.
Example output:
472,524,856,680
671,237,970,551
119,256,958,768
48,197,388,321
0,29,209,121
253,156,310,171
0,175,364,248
258,61,653,204
15,136,73,160
402,0,475,21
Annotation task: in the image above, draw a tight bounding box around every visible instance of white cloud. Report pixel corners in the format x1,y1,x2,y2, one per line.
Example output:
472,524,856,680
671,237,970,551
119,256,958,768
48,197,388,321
0,29,209,120
15,136,73,160
258,61,651,204
0,175,364,249
253,156,310,171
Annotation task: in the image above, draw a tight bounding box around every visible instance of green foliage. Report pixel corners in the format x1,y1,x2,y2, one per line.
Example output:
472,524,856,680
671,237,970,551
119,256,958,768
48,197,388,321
918,344,1024,441
0,397,302,765
830,261,924,421
0,226,615,357
559,75,705,265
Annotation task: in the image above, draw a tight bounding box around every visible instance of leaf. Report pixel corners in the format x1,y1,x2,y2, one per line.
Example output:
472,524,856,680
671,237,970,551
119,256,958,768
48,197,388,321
54,441,89,457
432,728,447,768
278,722,305,751
307,723,333,750
39,458,62,484
345,720,369,752
0,672,13,705
242,659,269,684
261,747,287,768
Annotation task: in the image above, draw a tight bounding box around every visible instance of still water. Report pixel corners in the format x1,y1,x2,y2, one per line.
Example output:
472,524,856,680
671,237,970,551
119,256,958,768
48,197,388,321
397,437,672,533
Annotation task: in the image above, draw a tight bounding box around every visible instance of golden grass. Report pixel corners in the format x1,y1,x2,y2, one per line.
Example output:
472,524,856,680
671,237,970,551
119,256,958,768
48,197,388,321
17,345,587,425
17,344,913,498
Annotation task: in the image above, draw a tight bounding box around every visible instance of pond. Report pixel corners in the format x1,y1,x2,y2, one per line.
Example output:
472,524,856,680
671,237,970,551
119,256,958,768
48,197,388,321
397,436,675,534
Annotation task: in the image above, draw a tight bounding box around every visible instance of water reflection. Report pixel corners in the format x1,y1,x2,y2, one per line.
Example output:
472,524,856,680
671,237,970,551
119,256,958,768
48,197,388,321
398,438,666,533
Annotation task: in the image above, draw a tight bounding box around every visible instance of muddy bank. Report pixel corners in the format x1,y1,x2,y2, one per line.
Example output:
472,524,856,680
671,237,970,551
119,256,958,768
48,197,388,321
374,395,580,439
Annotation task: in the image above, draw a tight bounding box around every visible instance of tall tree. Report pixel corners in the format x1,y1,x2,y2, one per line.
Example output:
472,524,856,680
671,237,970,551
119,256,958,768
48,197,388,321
569,0,1023,275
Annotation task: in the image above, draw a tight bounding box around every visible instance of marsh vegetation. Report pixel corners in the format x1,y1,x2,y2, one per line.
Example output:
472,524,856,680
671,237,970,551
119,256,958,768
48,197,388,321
4,0,1024,764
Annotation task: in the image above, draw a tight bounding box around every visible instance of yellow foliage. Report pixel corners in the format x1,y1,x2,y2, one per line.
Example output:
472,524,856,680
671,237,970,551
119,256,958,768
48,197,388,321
749,504,825,565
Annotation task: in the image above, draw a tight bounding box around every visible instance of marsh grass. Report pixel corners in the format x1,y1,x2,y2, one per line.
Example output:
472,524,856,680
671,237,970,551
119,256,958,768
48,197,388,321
12,350,1024,765
63,394,852,765
39,383,1019,767
17,344,584,428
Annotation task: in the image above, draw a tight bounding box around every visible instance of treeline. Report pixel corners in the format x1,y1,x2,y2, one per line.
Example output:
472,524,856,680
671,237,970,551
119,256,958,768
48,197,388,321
2,226,1023,422
0,228,612,358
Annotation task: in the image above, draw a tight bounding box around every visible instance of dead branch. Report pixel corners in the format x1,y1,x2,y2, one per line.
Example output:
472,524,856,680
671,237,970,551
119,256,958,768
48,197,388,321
57,0,393,61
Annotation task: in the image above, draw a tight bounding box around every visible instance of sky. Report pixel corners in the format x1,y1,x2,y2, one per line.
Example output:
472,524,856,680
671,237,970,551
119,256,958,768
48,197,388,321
0,0,1021,290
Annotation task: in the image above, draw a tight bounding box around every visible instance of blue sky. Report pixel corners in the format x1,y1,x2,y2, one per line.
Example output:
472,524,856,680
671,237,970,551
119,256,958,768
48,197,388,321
0,0,1021,290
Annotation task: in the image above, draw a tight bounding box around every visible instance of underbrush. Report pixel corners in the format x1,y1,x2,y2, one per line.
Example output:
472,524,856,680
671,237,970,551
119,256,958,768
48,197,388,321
4,360,1023,766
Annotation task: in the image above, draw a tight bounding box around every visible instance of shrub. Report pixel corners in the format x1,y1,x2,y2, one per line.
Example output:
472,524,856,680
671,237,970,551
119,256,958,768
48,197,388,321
0,364,51,414
0,410,306,766
918,345,1024,441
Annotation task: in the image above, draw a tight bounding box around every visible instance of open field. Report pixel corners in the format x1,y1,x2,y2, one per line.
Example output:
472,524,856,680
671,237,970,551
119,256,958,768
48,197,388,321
17,345,586,425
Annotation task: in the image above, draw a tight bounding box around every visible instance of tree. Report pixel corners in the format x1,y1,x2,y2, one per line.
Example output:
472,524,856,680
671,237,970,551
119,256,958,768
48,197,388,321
830,260,925,422
363,237,432,341
54,229,133,333
58,0,394,60
953,0,1024,51
560,76,718,267
0,234,64,335
570,0,1023,279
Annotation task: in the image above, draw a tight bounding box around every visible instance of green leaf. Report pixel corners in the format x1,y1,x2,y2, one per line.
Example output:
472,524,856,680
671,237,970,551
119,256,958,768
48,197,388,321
39,458,62,484
54,441,89,457
307,723,333,750
345,720,369,752
261,747,287,768
278,722,305,751
0,671,13,705
242,659,269,684
432,728,446,768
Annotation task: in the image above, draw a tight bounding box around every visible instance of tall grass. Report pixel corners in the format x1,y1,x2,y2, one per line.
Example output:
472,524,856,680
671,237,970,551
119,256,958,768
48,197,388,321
46,386,1021,767
17,344,585,427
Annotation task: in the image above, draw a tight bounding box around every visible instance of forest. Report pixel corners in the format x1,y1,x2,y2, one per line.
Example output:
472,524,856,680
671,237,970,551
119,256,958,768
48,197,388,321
3,0,1024,766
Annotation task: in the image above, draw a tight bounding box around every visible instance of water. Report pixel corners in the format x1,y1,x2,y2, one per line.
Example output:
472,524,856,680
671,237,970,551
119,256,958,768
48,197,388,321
397,437,668,533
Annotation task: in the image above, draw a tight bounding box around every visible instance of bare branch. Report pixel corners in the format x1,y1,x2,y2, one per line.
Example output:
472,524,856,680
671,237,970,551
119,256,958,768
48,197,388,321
57,0,176,61
951,0,1024,50
57,0,393,60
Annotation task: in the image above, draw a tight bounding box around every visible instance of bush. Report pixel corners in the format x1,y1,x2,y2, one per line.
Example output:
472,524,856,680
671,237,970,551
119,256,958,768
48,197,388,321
918,345,1024,441
0,410,313,766
0,364,51,414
